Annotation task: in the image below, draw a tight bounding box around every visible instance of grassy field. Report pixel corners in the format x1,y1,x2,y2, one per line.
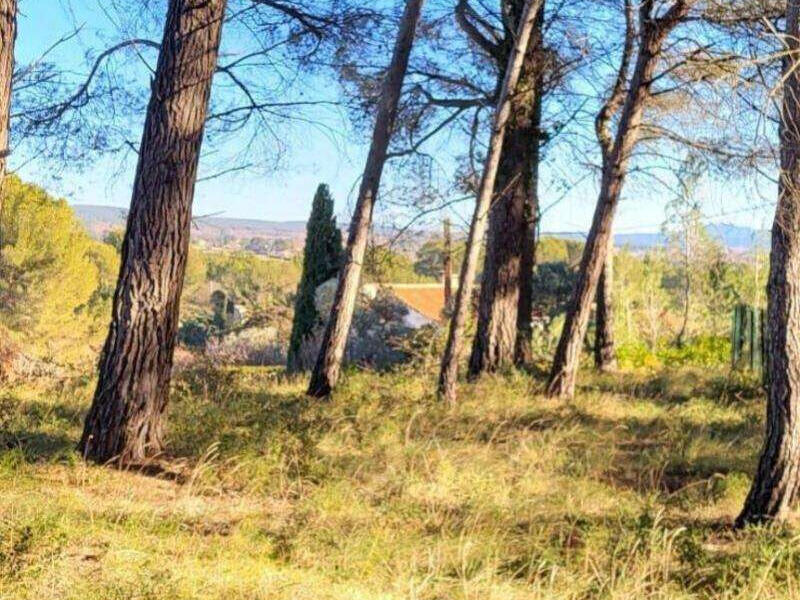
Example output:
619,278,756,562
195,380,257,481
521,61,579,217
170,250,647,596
2,364,800,599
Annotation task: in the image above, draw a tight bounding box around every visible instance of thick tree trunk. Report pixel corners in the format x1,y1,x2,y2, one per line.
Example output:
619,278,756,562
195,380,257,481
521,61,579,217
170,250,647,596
514,80,542,367
438,0,543,404
594,240,617,371
443,218,453,312
469,0,544,376
78,0,226,464
546,2,689,399
0,0,16,247
736,0,800,527
307,0,424,398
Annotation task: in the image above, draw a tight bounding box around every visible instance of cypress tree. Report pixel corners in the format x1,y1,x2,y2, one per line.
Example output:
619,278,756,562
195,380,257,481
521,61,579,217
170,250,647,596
287,184,342,372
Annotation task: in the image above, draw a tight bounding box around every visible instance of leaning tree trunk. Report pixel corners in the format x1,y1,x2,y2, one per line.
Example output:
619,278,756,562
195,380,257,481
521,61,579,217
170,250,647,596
469,0,544,376
78,0,226,464
736,0,800,527
594,239,617,371
0,0,16,248
438,0,543,404
546,1,689,399
307,0,425,398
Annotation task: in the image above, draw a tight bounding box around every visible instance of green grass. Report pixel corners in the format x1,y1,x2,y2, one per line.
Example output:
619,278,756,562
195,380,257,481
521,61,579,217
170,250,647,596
2,364,799,599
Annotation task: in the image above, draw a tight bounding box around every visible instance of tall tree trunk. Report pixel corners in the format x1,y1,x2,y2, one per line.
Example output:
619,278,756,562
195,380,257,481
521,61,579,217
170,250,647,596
594,237,617,371
736,0,800,527
438,0,543,404
0,0,16,249
443,217,453,312
78,0,226,464
469,0,544,376
546,0,690,399
515,43,544,367
307,0,424,398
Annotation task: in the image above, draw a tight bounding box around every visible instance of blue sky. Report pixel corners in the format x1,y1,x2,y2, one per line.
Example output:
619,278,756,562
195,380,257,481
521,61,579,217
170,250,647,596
11,1,779,236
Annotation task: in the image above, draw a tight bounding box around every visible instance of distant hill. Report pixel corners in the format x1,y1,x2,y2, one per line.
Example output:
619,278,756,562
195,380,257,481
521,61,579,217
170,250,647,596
72,204,307,258
543,223,769,253
72,204,769,257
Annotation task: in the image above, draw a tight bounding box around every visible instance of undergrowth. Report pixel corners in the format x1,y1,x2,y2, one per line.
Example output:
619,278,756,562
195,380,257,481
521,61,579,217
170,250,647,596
0,365,792,599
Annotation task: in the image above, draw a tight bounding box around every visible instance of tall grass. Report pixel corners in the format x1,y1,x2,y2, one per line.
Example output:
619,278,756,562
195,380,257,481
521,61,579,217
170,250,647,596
0,365,795,599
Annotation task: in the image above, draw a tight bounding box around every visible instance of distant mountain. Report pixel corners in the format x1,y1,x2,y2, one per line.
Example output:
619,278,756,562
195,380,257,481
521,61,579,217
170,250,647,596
706,223,769,250
72,203,769,257
543,223,769,253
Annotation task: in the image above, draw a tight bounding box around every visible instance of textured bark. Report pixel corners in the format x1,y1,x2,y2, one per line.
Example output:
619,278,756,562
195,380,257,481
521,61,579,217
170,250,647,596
307,0,424,397
736,0,800,527
0,0,15,247
546,0,691,399
594,241,617,371
469,0,544,376
514,79,542,367
438,0,543,404
79,0,226,464
443,218,453,312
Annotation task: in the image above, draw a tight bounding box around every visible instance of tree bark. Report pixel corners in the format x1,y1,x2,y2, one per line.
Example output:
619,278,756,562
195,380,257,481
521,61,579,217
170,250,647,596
469,0,544,376
443,217,453,312
546,0,691,399
594,237,617,371
78,0,226,464
514,73,543,367
438,0,543,404
0,0,15,248
307,0,425,398
736,0,800,527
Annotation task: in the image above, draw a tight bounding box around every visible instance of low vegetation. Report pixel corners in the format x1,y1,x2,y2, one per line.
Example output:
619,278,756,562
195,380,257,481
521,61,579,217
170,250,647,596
1,364,793,599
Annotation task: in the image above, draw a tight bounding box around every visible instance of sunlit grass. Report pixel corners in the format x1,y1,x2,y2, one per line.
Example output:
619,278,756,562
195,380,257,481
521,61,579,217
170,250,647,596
2,364,799,599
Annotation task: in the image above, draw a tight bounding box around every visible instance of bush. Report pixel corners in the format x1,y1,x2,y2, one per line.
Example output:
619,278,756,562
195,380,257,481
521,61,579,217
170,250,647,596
617,336,730,370
205,327,284,366
347,289,414,368
178,318,211,349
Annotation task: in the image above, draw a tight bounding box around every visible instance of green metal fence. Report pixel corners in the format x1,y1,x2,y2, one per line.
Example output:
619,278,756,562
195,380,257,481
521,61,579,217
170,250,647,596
731,304,768,383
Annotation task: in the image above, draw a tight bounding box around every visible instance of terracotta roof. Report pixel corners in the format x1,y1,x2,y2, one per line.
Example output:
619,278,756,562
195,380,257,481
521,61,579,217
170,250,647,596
386,284,447,323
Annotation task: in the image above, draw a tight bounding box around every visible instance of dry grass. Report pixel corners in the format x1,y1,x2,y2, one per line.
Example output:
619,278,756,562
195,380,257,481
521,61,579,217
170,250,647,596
0,364,798,599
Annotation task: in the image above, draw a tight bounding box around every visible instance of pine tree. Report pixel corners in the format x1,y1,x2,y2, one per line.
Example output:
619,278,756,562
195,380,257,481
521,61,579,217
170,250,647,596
287,184,342,372
78,0,227,465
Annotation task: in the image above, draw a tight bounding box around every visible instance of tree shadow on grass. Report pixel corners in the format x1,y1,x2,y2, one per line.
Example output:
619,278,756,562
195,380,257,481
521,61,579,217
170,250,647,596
434,390,759,499
576,368,764,406
0,429,75,463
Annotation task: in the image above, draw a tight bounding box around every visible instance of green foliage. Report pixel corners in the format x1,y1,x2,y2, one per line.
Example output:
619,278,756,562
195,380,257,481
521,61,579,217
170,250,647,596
204,251,300,310
102,228,124,252
363,244,433,284
413,238,465,279
531,261,578,318
536,236,583,264
0,177,118,369
614,249,672,349
617,336,731,370
286,184,343,371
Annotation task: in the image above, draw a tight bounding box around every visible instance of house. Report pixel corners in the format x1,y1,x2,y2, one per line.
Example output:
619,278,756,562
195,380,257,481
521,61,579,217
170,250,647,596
361,280,457,329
